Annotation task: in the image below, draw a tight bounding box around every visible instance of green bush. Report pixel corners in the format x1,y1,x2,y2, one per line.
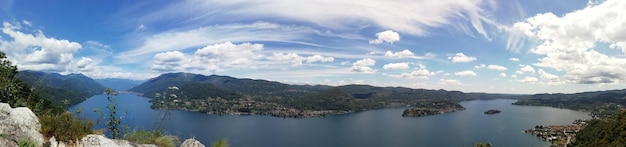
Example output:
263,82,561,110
39,112,94,143
17,139,37,147
212,138,229,147
124,129,177,147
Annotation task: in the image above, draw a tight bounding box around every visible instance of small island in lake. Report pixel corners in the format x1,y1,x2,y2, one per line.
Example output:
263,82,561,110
484,109,501,114
402,100,465,117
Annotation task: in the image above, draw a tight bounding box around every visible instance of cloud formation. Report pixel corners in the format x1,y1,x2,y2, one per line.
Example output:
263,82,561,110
448,53,477,63
383,62,409,70
508,0,626,84
138,0,497,37
0,21,83,72
487,65,507,71
350,58,376,73
455,70,477,76
369,30,400,44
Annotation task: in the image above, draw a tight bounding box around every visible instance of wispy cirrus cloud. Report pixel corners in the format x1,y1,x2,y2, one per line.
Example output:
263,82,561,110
129,0,499,38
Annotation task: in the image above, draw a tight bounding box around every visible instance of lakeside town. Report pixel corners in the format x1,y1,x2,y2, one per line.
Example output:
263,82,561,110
524,120,586,147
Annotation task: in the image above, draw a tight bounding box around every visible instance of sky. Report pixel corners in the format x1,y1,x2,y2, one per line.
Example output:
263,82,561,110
1,0,625,94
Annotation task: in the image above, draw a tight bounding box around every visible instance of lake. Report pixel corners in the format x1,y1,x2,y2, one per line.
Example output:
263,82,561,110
70,94,590,147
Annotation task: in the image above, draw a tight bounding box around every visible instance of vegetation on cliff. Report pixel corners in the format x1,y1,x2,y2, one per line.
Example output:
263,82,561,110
573,110,626,146
402,100,465,117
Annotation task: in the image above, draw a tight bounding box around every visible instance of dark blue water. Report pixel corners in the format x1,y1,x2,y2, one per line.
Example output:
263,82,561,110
70,94,590,147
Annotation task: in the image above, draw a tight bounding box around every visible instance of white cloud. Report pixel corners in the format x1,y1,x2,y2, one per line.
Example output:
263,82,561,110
118,22,317,63
515,65,535,75
369,30,400,44
474,64,486,69
538,69,563,85
151,51,186,72
384,49,414,58
509,58,519,62
448,53,477,63
439,79,463,86
268,53,304,66
507,0,626,84
75,57,94,71
192,42,264,70
136,0,498,38
383,62,409,70
305,55,334,63
455,70,477,76
268,53,334,66
350,58,376,73
386,64,435,79
487,65,507,71
517,76,538,83
0,21,83,72
499,73,507,77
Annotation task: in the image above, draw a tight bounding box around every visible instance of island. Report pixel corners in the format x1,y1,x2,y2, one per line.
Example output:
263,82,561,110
484,109,501,114
402,100,466,117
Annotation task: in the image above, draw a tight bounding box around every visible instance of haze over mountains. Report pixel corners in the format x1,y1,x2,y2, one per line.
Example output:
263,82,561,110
17,71,626,110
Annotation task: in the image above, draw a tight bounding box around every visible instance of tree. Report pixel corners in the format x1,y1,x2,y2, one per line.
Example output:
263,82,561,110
0,51,59,114
94,88,127,139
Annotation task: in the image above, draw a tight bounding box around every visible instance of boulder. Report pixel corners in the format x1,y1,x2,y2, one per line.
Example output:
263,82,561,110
181,138,205,147
0,103,44,146
50,134,158,147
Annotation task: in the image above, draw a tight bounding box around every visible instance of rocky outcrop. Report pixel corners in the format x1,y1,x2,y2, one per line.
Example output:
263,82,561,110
0,103,44,146
181,138,205,147
50,134,159,147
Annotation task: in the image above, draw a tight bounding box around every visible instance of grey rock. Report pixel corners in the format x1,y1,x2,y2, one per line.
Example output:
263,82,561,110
181,138,205,147
0,103,44,146
0,137,18,147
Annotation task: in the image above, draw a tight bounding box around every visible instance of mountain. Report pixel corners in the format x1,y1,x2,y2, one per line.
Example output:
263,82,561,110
95,78,144,91
16,70,106,106
129,72,330,98
129,72,505,116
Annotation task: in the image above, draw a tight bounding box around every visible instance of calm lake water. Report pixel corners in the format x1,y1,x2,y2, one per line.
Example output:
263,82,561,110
70,94,591,147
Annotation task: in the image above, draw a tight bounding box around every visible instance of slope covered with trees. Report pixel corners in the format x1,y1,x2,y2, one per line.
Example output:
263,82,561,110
129,72,506,117
16,70,106,106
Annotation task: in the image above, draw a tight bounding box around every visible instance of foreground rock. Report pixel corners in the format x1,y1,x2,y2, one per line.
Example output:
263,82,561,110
50,134,158,147
181,138,205,147
0,103,44,146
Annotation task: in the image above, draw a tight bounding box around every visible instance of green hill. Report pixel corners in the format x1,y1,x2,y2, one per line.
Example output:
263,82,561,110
16,70,106,106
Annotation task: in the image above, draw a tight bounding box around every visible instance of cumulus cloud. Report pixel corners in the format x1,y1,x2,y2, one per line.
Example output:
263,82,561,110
509,58,519,62
517,76,538,83
515,65,535,75
448,53,477,63
383,62,409,70
384,49,414,58
75,57,94,71
474,64,486,69
306,55,334,63
350,58,376,73
487,65,507,71
268,53,334,66
386,64,435,79
538,69,563,85
499,73,507,77
0,21,83,72
455,70,477,76
151,51,186,72
507,0,626,84
118,22,317,63
369,30,400,44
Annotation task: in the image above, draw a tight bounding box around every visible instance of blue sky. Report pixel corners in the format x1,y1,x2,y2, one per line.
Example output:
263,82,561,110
1,0,625,94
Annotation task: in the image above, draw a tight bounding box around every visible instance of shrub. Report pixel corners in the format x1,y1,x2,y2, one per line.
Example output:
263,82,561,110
124,128,177,147
17,138,37,147
212,138,229,147
39,112,94,143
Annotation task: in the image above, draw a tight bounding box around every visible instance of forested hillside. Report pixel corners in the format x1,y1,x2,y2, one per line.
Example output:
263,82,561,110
16,70,105,106
130,72,506,117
